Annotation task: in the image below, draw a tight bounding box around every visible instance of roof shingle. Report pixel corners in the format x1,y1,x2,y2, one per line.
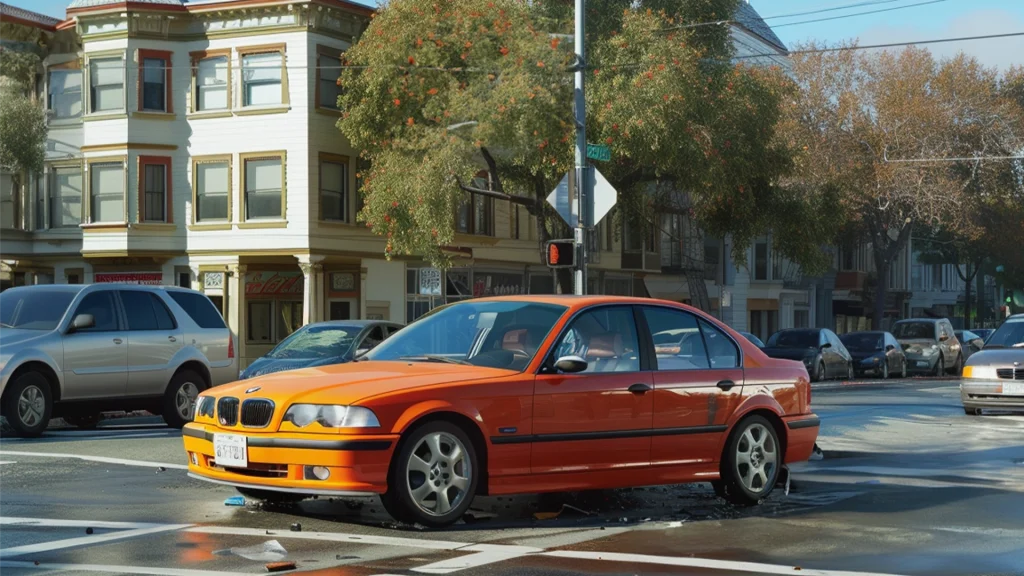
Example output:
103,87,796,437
0,2,62,29
734,1,787,54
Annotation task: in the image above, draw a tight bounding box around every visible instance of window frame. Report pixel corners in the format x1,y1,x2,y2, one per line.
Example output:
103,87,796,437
641,306,711,371
189,49,232,114
118,289,178,331
456,171,494,236
72,290,122,333
137,49,172,114
138,155,172,223
47,63,83,120
238,44,289,109
85,156,128,225
697,317,742,370
246,298,303,345
318,152,349,222
86,51,126,116
191,154,233,226
315,44,343,112
239,151,287,224
47,162,84,229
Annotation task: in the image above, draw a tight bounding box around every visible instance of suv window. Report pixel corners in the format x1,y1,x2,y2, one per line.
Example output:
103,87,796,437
168,291,226,329
643,307,709,370
698,319,739,369
73,291,119,332
120,291,175,331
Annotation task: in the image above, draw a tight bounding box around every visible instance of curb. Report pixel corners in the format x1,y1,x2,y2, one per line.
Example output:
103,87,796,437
812,376,960,390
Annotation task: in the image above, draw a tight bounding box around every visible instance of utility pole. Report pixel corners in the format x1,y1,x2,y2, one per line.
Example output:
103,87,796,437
572,0,589,295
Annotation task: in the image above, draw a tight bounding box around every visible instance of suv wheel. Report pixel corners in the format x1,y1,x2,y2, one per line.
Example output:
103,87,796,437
162,370,204,429
1,372,52,437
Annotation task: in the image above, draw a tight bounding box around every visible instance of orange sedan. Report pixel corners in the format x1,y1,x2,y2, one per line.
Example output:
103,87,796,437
183,296,819,527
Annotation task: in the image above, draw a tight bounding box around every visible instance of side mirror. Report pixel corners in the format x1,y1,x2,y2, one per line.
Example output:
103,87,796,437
820,342,832,349
68,314,94,333
554,355,588,373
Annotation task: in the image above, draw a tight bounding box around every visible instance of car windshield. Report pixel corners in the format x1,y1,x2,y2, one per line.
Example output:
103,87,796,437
983,318,1024,348
893,322,935,340
266,324,359,359
365,300,567,371
0,288,77,331
766,330,819,349
840,333,883,351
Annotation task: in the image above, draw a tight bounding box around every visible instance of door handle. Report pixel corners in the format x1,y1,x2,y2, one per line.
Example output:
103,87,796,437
113,338,123,345
168,336,177,342
716,380,736,391
628,383,652,394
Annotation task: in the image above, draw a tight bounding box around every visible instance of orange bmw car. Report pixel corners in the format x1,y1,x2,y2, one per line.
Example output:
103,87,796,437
183,296,819,527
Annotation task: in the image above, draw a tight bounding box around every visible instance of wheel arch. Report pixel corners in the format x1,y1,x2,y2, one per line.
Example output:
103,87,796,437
5,361,62,403
390,402,490,496
721,396,788,462
169,361,212,392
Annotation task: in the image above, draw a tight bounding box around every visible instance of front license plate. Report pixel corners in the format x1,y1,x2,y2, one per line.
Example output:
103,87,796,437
214,434,247,468
917,361,930,367
1003,382,1024,396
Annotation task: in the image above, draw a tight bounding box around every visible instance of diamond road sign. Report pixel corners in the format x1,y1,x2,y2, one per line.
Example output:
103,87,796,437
546,167,617,228
586,143,611,162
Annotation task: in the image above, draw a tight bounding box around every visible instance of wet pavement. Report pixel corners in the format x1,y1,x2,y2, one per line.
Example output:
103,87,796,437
1,379,1022,575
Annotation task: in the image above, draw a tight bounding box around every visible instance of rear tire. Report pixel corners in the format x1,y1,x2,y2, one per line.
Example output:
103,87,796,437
162,370,204,429
718,415,781,506
964,406,981,416
949,353,963,376
63,413,103,429
881,361,889,380
815,360,826,382
933,355,944,377
900,359,908,379
236,487,308,504
1,372,52,437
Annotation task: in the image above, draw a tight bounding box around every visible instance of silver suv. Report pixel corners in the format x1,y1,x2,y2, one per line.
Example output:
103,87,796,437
0,284,237,436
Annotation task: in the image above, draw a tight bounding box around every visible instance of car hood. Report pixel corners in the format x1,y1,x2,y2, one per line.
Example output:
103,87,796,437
0,329,53,349
211,360,513,405
761,347,816,361
241,356,348,379
966,348,1024,367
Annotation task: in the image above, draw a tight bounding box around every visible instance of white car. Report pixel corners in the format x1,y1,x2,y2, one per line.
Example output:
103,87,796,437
960,314,1024,415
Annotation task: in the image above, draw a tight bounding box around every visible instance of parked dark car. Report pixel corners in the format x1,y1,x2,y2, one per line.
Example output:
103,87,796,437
737,331,765,348
763,328,854,382
955,330,985,360
839,331,907,379
891,318,963,376
239,320,404,380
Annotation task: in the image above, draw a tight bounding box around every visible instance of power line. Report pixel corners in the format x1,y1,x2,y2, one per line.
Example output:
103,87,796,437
761,0,934,21
772,0,950,29
739,30,1024,59
659,0,947,32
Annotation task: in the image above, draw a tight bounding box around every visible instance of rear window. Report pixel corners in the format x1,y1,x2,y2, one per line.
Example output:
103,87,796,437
168,292,226,329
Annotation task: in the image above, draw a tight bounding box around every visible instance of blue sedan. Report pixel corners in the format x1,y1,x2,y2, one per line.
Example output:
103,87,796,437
239,320,404,380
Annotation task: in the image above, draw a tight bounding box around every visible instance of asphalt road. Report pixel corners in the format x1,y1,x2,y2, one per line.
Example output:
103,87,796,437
1,379,1023,576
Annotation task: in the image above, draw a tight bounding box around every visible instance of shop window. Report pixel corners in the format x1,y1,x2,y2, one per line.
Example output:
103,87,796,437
248,301,273,342
89,55,124,113
246,299,303,344
139,156,171,223
329,300,354,320
89,161,125,223
193,157,230,223
48,68,82,119
50,166,83,228
240,45,287,107
319,154,348,222
242,154,285,221
138,51,171,112
192,52,229,112
277,301,303,341
316,46,342,110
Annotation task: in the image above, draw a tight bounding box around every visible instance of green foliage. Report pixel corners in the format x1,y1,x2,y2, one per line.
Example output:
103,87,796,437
0,48,46,178
0,47,42,91
339,0,805,271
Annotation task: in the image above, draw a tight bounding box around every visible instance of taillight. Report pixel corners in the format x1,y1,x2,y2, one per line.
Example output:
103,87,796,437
806,382,812,407
228,336,235,359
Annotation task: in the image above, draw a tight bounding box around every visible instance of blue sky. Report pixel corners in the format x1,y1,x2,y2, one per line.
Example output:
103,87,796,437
10,0,1022,69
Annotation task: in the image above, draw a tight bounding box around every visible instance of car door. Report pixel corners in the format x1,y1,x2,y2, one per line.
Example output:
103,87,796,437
120,290,184,397
61,289,128,399
642,306,744,466
532,305,653,474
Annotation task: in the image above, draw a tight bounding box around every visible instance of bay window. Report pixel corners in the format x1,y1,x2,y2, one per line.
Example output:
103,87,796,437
50,166,83,228
48,69,82,119
138,51,172,112
193,157,230,223
89,56,124,113
240,46,287,107
89,161,125,223
316,46,342,110
139,156,171,223
191,51,230,112
319,153,347,221
242,153,285,221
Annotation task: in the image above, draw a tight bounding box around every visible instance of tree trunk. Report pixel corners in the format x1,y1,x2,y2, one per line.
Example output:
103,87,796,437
872,258,889,330
963,263,972,329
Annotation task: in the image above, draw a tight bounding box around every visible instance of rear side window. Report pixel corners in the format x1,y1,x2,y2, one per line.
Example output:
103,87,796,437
120,291,176,331
698,319,739,369
168,291,226,329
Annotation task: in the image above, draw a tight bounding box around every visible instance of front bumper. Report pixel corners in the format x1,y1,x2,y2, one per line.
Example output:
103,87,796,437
182,423,398,495
961,380,1024,410
782,414,820,463
904,353,939,373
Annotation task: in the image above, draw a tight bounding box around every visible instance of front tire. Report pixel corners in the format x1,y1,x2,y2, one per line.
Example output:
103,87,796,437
383,421,478,527
847,363,855,381
236,487,308,504
949,353,963,376
964,406,981,416
881,360,889,380
814,360,826,382
933,355,944,377
162,370,204,429
718,415,781,506
1,372,52,437
900,358,908,379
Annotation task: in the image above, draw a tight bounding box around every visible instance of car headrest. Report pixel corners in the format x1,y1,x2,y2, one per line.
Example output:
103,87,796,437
586,332,623,359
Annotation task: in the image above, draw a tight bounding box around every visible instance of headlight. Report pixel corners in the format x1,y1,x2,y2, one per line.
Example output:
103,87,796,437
283,404,380,428
962,365,998,379
194,396,215,419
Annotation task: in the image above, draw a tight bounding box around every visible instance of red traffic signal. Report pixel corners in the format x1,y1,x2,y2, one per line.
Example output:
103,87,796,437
545,240,576,268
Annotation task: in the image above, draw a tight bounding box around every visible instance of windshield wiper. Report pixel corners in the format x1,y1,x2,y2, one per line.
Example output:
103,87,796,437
399,355,473,365
0,323,13,328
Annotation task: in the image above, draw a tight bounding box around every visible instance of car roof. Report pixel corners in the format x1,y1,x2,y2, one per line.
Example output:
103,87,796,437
2,284,87,294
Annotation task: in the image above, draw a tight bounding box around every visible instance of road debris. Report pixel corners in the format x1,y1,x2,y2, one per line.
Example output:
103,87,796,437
224,496,246,506
218,540,288,562
264,561,296,572
290,522,302,532
532,503,592,520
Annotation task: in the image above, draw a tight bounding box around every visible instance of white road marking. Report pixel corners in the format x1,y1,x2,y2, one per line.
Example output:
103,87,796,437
542,550,907,576
0,450,186,470
187,525,471,551
0,524,190,558
0,517,167,529
0,561,250,576
0,461,16,465
412,544,542,574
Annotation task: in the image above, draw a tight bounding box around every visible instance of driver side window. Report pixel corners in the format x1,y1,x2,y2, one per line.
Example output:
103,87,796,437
72,291,119,332
555,307,640,373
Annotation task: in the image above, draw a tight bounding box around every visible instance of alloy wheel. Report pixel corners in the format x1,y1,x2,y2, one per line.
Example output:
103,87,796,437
734,423,778,494
405,431,472,516
882,361,888,379
18,385,46,428
175,382,199,419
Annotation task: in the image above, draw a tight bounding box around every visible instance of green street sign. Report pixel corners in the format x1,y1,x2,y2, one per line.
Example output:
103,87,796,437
586,143,611,162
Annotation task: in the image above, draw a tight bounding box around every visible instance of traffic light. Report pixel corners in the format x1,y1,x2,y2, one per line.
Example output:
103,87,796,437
545,239,576,268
